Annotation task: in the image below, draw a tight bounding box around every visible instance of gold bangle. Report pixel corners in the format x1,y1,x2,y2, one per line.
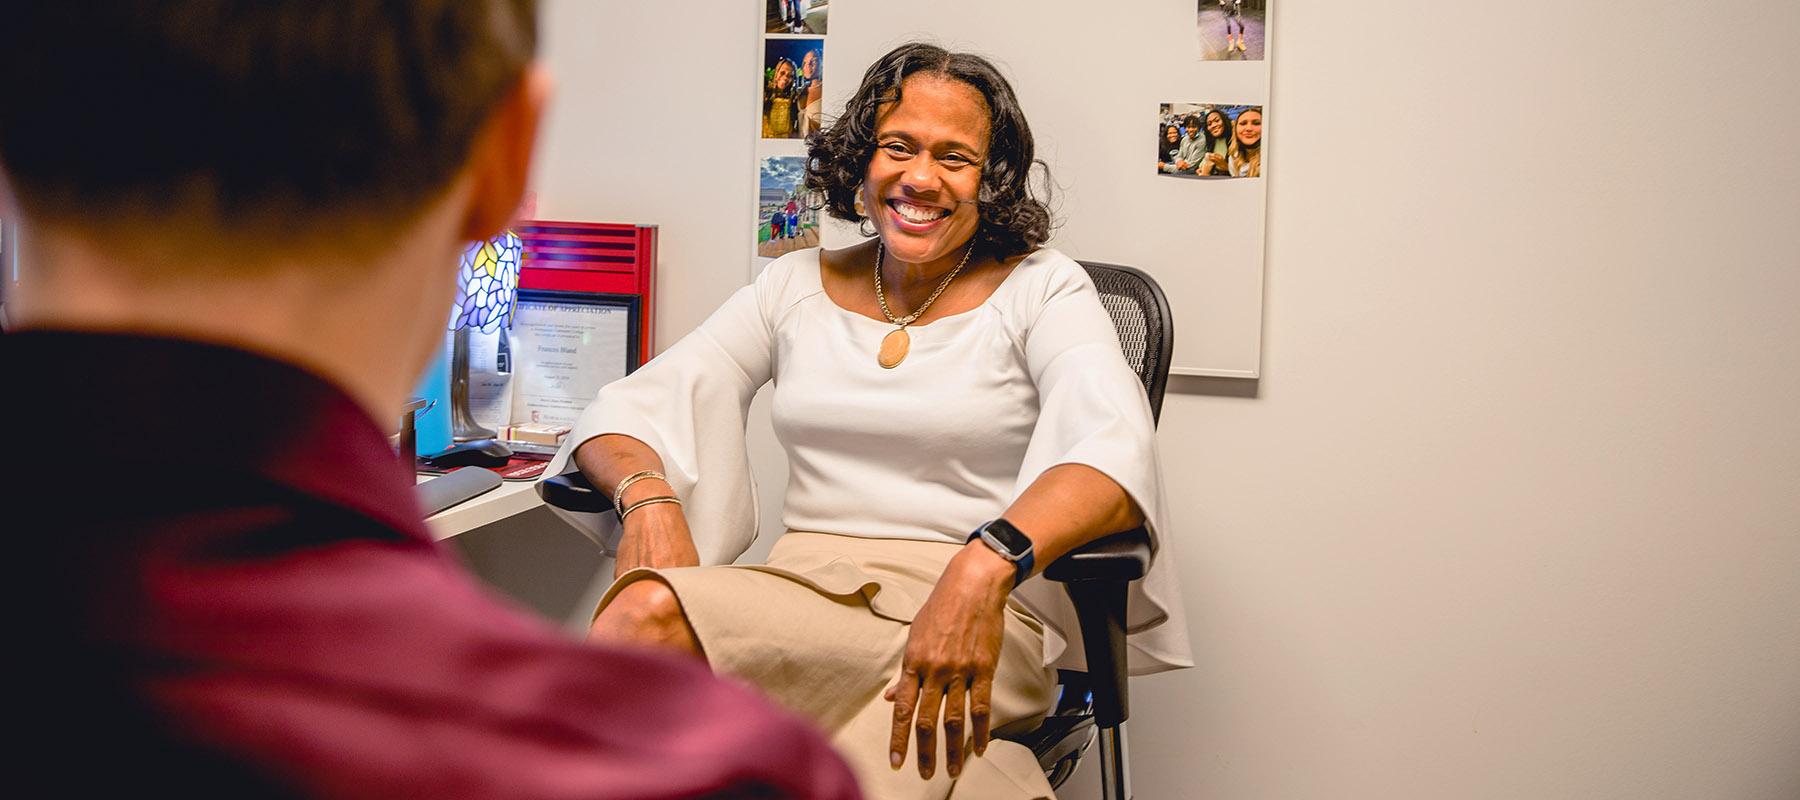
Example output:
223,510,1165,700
619,495,681,521
613,470,668,516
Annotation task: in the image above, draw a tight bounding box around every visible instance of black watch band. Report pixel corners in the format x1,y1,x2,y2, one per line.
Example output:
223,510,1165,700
968,518,1035,589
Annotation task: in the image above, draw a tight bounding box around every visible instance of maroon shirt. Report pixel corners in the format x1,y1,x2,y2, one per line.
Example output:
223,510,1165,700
6,331,859,800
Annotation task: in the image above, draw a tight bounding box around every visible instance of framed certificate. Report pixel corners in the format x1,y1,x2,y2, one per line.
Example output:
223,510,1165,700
506,289,640,429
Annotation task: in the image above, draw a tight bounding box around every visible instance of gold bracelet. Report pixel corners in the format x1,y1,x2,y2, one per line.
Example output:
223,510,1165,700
620,495,681,521
612,470,668,516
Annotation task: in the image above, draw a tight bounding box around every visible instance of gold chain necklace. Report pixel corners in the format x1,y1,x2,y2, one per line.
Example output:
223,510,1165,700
873,241,973,369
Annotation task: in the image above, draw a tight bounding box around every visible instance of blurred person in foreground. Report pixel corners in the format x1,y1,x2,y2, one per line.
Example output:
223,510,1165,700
0,2,859,798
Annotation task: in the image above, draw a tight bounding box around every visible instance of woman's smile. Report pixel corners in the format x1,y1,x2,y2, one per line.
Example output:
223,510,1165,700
890,198,951,227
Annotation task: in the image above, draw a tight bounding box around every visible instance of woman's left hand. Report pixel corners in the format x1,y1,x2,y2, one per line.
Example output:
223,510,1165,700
883,544,1016,780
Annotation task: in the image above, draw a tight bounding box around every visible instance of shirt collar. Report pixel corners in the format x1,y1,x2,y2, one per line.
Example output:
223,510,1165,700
4,331,432,542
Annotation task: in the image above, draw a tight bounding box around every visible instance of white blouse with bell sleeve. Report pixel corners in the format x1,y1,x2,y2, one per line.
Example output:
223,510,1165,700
541,247,1192,674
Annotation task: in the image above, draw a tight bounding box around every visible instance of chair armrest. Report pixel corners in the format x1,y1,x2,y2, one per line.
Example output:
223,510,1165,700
1038,526,1151,731
1042,527,1150,584
540,471,611,514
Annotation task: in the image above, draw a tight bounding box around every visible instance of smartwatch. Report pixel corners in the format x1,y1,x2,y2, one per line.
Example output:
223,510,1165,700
968,518,1035,589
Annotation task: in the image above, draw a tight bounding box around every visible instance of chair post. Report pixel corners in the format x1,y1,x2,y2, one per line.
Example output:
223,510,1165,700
1097,725,1130,800
1045,524,1149,796
1065,574,1133,799
1063,576,1131,729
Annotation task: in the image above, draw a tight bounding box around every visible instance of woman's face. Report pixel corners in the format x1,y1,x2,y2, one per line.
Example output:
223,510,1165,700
861,75,990,268
802,50,819,79
773,61,794,90
1207,112,1226,137
1234,110,1262,147
1165,126,1180,143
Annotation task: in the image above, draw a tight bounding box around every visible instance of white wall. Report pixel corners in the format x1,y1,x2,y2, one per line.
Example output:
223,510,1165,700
528,1,1800,797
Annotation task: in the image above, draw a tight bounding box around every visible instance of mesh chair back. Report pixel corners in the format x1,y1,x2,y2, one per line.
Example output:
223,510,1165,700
1079,261,1173,425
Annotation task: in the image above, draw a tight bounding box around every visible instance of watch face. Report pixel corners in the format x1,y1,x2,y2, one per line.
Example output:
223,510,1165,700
983,519,1032,557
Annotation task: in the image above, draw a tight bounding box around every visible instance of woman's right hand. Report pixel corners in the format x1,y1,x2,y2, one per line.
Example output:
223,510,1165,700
573,434,703,579
614,502,700,579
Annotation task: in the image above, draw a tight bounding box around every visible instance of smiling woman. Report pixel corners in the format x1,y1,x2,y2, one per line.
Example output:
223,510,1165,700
808,43,1051,260
1228,105,1263,177
556,40,1190,800
861,77,985,265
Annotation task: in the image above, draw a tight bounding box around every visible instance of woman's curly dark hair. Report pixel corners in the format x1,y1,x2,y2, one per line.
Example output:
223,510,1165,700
805,42,1053,260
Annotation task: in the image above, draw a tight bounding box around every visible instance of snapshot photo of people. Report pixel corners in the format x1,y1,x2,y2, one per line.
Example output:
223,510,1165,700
762,39,824,139
1157,103,1264,179
765,0,828,35
1198,0,1266,61
757,155,818,257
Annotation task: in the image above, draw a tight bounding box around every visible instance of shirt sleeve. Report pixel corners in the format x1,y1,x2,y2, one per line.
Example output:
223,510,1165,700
537,260,788,566
1008,254,1195,674
1013,264,1163,538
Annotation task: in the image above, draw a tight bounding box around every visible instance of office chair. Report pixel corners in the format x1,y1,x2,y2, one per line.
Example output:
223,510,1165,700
992,261,1170,800
541,260,1171,800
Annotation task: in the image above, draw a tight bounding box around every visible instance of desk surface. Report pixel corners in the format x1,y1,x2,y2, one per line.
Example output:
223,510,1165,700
421,477,545,541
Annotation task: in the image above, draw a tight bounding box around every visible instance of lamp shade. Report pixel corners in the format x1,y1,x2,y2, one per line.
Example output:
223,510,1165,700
451,230,521,334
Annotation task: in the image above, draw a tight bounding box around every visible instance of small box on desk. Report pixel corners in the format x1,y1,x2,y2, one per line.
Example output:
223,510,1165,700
500,422,570,446
498,423,570,458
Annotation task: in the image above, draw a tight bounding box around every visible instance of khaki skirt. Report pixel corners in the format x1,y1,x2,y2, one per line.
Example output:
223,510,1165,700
597,531,1059,800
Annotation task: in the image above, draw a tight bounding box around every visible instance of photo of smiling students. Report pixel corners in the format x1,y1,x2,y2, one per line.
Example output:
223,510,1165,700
1157,103,1265,179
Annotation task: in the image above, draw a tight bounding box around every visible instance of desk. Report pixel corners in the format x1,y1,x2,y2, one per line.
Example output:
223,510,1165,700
420,477,546,541
418,474,607,630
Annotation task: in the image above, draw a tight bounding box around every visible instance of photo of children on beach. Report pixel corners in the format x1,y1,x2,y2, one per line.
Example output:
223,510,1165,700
762,39,824,139
1199,0,1266,61
757,155,818,257
1157,103,1264,179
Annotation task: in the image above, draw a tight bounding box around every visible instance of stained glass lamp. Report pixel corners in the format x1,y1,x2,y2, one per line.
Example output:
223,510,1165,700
448,230,521,442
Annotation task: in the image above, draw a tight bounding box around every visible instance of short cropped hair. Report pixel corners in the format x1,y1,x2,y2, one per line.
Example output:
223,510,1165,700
805,42,1053,260
0,0,537,251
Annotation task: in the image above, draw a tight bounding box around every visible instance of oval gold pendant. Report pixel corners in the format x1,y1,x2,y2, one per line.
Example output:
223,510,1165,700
878,328,910,369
